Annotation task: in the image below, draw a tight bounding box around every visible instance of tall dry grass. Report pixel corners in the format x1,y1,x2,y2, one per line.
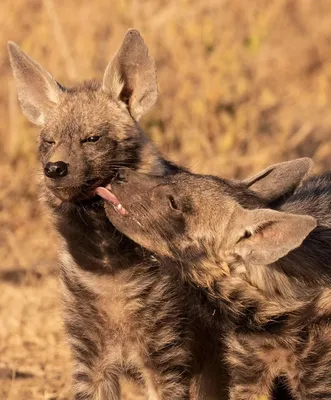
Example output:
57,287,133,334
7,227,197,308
1,0,331,398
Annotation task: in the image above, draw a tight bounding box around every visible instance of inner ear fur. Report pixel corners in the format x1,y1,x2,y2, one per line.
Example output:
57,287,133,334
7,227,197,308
8,42,62,126
231,207,317,265
244,158,313,203
102,29,157,121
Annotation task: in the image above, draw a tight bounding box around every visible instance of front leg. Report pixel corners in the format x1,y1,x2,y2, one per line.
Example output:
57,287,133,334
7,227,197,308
61,269,121,400
143,366,191,400
68,328,121,400
143,341,193,400
229,366,274,400
290,327,331,400
72,364,120,400
227,337,274,400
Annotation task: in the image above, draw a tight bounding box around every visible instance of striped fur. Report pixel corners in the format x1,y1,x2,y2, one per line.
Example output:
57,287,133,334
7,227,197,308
9,32,228,399
104,169,331,400
59,248,214,399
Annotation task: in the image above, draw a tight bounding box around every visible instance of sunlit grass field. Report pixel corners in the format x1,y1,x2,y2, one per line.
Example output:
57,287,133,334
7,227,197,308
1,0,331,398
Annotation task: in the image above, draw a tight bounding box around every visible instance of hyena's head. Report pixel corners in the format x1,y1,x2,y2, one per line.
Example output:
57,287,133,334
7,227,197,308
98,159,316,274
8,30,162,202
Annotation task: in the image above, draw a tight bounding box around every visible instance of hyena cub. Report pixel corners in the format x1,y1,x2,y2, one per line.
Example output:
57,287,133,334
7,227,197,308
8,31,227,399
98,163,331,399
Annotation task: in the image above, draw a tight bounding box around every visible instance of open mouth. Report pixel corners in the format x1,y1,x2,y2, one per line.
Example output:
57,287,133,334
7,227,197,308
95,184,128,216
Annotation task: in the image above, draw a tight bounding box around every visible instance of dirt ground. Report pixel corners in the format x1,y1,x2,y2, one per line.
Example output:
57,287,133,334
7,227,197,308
2,0,331,398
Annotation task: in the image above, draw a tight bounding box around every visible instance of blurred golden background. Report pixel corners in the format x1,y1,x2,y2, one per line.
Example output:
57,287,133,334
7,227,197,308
1,0,331,398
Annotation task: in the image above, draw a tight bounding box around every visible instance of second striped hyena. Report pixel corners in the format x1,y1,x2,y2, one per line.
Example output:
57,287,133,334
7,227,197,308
99,163,331,399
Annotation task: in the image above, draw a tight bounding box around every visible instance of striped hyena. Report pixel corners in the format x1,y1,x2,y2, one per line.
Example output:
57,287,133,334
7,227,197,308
99,165,331,399
8,31,230,399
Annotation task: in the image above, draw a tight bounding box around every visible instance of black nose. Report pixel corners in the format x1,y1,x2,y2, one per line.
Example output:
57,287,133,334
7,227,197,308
115,168,129,183
44,161,68,179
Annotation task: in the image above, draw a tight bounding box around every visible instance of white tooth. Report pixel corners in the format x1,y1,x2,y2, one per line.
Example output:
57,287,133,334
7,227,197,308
117,204,122,210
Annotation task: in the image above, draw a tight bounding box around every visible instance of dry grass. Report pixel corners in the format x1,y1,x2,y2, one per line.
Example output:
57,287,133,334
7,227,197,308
1,0,331,398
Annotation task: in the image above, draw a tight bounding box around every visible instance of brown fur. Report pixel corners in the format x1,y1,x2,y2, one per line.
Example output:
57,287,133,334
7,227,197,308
103,167,331,399
8,31,228,399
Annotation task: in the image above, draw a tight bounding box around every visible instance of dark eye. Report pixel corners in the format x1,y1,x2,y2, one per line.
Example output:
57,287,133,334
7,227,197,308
84,136,100,143
44,139,55,145
168,195,179,211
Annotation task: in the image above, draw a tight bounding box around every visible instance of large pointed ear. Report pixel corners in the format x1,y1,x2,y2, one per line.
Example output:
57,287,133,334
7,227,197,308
8,42,62,126
230,207,316,265
102,29,157,121
244,158,313,202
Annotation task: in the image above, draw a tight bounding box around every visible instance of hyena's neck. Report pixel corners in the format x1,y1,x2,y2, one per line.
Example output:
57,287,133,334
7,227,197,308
44,151,183,274
174,252,311,330
242,228,331,304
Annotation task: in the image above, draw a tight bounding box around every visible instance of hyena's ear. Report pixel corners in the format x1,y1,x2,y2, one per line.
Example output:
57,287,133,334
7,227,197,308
102,29,157,121
230,207,316,265
244,158,313,202
8,42,62,126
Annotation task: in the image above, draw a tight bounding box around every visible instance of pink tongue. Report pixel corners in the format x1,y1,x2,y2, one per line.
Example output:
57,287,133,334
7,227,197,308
95,187,120,205
95,186,128,216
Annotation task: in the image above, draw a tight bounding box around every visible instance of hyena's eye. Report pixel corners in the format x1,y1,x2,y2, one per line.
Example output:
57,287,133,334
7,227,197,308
83,136,100,143
168,195,179,211
44,139,55,145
